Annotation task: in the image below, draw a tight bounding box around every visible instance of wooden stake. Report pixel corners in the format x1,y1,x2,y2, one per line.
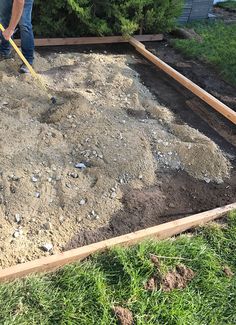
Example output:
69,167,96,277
15,34,163,47
129,37,236,125
0,202,235,282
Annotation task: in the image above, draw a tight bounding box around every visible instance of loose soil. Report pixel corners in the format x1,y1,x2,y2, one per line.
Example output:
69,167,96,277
65,170,236,250
161,264,195,292
0,42,235,268
223,266,234,278
113,306,134,325
144,256,195,292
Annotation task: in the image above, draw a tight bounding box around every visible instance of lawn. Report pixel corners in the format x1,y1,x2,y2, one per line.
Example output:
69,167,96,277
217,0,236,10
0,211,235,325
173,21,236,86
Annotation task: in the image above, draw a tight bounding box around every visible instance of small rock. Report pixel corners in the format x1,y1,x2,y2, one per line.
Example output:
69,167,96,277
59,216,64,223
111,192,117,199
90,210,99,220
41,243,53,252
13,229,23,238
31,176,38,182
69,172,79,179
79,199,86,205
17,258,25,264
10,184,16,194
13,231,20,238
204,177,211,184
15,213,21,223
11,175,20,181
35,192,40,198
42,222,52,230
75,163,86,170
77,217,82,223
169,203,175,208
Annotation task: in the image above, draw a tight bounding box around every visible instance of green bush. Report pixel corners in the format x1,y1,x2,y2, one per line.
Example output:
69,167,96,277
33,0,183,37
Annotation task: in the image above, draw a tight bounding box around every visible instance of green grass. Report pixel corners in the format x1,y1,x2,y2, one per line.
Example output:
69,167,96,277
0,211,236,324
217,0,236,10
173,21,236,86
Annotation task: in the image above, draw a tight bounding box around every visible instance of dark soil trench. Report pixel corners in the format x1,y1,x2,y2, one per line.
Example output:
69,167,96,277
41,42,236,250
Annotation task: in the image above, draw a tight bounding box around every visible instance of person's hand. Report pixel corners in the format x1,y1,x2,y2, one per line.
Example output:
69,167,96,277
2,27,14,41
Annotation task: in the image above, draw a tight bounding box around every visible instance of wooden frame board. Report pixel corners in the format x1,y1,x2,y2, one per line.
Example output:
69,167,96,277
15,34,163,47
129,37,236,125
0,202,235,282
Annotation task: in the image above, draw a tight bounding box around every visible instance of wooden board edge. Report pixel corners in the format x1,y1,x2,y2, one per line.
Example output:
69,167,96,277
129,37,236,125
14,34,163,47
0,202,235,283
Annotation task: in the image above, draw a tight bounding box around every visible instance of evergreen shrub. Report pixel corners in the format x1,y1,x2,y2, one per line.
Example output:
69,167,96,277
33,0,183,37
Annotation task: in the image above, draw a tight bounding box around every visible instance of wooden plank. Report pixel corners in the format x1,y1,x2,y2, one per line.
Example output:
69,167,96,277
15,34,163,47
0,202,235,283
186,98,236,146
129,38,236,125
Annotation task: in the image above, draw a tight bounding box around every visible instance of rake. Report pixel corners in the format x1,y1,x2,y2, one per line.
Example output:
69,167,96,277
0,23,56,104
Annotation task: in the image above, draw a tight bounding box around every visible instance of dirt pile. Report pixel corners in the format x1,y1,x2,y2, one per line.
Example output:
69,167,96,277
162,264,195,291
0,51,232,267
145,255,195,292
223,266,234,277
113,306,133,325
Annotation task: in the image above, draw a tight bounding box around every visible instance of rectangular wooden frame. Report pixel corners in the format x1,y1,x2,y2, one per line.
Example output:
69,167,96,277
1,35,235,282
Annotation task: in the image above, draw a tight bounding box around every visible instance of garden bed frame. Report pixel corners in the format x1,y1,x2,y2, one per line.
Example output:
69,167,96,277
1,35,235,283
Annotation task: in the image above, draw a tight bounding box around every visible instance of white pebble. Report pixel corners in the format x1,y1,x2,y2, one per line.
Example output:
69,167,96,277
79,199,86,205
41,243,53,252
15,214,21,223
75,163,86,169
31,176,38,182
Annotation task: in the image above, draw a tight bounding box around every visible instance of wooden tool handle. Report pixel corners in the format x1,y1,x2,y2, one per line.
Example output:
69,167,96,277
0,23,52,100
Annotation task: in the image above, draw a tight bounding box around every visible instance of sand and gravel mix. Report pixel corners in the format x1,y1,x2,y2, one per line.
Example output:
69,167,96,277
0,51,232,267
